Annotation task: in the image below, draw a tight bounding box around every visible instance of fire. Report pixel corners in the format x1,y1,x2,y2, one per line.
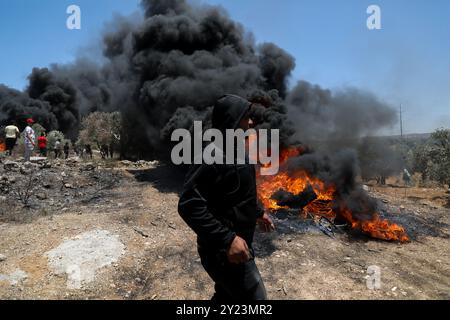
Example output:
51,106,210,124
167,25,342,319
258,171,335,216
279,147,304,163
0,142,6,152
257,147,410,242
340,208,410,242
257,148,336,218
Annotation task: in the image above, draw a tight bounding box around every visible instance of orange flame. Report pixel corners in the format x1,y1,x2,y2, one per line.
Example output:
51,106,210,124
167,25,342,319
257,147,410,242
258,171,335,217
340,208,409,242
279,147,304,163
0,142,6,152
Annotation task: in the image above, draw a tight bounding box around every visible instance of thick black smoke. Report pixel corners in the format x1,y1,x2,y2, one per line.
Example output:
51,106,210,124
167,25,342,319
142,0,189,17
285,149,380,223
0,0,405,232
287,81,397,149
103,0,296,155
26,68,80,139
0,0,395,160
258,43,295,98
0,84,57,130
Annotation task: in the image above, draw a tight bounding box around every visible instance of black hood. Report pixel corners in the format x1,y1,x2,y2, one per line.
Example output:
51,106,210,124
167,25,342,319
212,94,251,133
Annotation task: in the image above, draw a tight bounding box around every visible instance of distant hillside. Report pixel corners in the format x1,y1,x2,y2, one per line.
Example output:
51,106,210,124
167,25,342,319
382,133,431,140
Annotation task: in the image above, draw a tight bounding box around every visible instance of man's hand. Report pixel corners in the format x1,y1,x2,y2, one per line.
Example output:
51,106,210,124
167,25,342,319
227,236,251,264
257,212,275,232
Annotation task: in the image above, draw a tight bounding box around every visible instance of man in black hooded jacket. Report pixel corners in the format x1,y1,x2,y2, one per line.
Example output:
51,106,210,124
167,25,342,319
178,94,275,301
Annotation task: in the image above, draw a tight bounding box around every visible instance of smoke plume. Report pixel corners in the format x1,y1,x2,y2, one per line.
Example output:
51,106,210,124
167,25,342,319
287,81,397,149
0,0,396,159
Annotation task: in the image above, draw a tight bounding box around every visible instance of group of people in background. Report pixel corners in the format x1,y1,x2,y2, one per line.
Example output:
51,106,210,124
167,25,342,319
2,118,102,162
4,118,36,161
2,118,75,162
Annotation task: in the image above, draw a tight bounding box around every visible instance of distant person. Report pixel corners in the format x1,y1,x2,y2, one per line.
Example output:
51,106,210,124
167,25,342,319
109,145,114,159
64,142,70,159
23,118,35,162
403,168,412,187
85,144,93,159
74,144,80,157
78,145,84,158
54,139,61,159
4,122,20,156
37,132,48,157
100,144,108,159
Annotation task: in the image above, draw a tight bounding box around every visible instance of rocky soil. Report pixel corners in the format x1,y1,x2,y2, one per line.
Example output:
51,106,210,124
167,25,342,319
0,155,449,300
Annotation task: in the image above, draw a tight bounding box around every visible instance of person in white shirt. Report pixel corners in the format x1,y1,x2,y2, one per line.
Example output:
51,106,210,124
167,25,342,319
4,122,20,156
54,139,61,159
23,118,36,162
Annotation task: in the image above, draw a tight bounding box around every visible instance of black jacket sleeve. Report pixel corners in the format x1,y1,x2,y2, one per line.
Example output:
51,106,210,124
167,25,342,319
178,165,236,250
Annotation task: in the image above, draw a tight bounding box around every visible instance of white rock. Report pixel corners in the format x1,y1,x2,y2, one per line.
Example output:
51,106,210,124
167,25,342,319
0,269,28,286
9,269,28,285
45,229,125,289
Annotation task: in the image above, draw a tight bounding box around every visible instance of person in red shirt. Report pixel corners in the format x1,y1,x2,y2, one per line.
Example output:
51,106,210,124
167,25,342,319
38,132,48,157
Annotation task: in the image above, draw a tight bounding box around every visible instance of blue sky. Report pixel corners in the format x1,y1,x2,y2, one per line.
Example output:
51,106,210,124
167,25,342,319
0,0,449,133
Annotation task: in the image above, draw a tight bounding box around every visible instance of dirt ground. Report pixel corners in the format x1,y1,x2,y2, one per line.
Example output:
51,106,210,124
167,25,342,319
0,159,449,300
